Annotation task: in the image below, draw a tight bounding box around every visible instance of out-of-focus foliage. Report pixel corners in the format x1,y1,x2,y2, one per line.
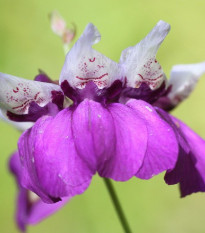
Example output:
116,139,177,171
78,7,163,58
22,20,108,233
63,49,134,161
0,0,205,232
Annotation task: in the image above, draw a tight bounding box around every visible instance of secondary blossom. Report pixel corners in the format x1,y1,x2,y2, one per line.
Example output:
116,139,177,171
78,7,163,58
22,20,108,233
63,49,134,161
0,21,205,204
9,151,70,231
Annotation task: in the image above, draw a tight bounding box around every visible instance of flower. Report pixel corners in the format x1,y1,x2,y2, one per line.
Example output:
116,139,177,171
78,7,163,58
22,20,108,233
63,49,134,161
1,20,205,204
9,151,70,232
49,11,76,53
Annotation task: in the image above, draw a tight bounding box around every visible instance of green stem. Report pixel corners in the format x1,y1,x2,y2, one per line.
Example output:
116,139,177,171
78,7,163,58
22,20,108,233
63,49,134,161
103,178,132,233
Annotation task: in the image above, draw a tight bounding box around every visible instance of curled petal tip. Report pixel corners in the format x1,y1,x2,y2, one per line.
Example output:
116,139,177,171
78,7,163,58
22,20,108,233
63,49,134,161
172,61,205,76
157,20,171,31
82,23,101,45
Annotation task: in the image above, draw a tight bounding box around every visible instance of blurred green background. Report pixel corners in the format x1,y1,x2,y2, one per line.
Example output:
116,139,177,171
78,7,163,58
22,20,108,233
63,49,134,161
0,0,205,232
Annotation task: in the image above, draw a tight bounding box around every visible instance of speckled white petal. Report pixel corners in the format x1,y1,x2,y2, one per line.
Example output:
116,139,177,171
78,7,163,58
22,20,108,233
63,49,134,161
168,62,205,105
60,23,119,89
0,72,62,114
0,109,33,131
120,20,170,89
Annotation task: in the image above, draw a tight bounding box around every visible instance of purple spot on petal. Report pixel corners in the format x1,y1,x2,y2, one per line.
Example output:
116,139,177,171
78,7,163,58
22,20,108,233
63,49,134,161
48,196,62,203
120,82,167,104
61,80,123,105
7,102,59,122
51,91,64,110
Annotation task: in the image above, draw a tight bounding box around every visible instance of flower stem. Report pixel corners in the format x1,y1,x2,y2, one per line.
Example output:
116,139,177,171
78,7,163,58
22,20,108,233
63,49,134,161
103,178,132,233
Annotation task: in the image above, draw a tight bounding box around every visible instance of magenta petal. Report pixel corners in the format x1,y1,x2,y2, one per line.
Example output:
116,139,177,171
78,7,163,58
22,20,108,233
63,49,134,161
17,190,70,232
164,116,205,197
27,196,70,225
9,151,26,231
9,152,70,231
126,100,178,179
18,110,93,203
99,101,148,181
71,100,116,172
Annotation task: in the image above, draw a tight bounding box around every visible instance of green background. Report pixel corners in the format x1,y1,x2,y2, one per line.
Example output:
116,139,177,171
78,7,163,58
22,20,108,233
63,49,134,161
0,0,205,232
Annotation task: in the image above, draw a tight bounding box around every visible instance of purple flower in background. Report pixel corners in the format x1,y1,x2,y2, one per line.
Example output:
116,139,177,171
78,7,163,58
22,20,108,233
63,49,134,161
1,20,205,206
9,151,70,232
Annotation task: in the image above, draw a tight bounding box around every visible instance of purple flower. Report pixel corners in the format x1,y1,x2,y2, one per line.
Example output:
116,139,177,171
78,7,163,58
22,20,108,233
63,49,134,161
9,149,71,232
0,20,205,204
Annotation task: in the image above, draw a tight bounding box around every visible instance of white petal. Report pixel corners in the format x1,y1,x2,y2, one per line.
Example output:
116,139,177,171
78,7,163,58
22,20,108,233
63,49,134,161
168,62,205,105
0,72,62,114
0,109,33,131
60,23,120,89
120,20,170,89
